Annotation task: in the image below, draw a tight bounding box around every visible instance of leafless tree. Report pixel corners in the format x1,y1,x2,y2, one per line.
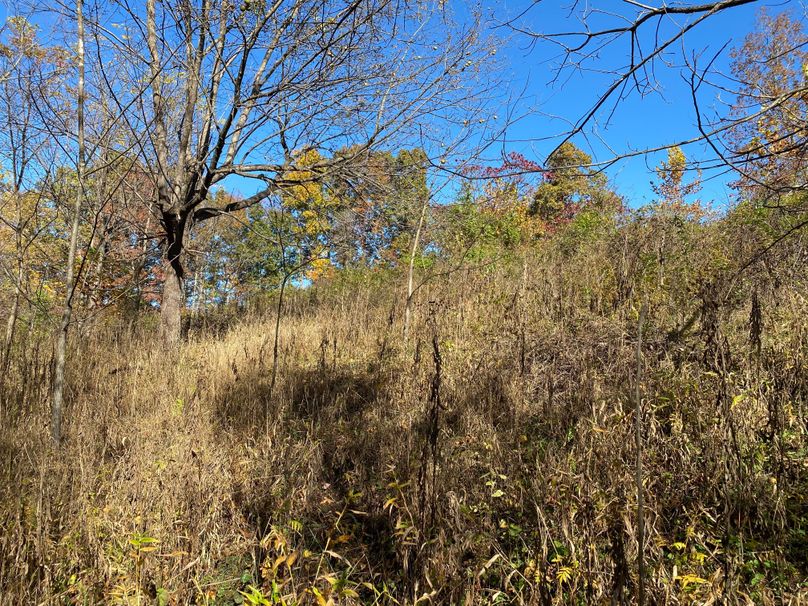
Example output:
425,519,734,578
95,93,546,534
0,16,67,367
73,0,497,343
504,0,807,196
51,0,86,443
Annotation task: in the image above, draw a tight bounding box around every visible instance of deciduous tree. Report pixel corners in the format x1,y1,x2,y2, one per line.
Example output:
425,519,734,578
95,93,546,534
88,0,492,343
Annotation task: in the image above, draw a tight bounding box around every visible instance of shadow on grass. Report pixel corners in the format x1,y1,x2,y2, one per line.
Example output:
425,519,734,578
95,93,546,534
212,361,409,582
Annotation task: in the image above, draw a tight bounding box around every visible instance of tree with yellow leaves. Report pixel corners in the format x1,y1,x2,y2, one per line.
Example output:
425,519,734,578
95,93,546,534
727,10,808,201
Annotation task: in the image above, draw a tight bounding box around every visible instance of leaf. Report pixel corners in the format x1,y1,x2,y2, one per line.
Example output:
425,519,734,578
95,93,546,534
507,523,523,538
678,573,708,589
240,585,271,606
156,587,170,606
289,519,303,533
323,550,346,561
691,550,706,565
557,566,573,584
310,586,328,606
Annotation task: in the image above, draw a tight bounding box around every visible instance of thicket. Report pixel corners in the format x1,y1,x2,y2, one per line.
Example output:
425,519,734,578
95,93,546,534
1,193,806,605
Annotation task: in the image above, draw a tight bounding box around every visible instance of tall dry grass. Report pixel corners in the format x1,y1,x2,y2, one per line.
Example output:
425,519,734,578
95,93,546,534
1,209,807,605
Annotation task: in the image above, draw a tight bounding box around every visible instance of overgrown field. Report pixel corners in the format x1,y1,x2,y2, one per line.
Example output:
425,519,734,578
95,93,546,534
1,207,807,605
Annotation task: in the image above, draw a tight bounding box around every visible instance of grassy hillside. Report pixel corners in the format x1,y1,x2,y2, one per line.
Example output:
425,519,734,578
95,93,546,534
1,206,807,605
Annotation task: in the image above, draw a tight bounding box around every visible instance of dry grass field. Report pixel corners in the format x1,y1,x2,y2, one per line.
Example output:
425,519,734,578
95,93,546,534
2,210,807,605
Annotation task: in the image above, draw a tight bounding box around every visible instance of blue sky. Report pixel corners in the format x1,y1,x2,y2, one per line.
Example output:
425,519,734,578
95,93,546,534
485,0,800,209
0,0,800,210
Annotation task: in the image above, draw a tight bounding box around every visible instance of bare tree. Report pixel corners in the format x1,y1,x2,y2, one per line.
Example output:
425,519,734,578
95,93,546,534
0,16,67,373
51,0,86,443
403,195,428,339
77,0,495,343
504,0,807,195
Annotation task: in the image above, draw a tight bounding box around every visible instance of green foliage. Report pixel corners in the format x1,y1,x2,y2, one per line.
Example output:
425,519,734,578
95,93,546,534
442,190,527,260
329,147,430,267
233,203,288,293
555,204,618,256
240,585,273,606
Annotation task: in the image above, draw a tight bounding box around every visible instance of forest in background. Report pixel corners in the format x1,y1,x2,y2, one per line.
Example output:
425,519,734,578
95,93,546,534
0,1,807,604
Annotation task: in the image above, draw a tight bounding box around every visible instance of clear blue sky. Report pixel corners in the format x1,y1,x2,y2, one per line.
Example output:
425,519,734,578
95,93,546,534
486,0,801,209
0,0,799,210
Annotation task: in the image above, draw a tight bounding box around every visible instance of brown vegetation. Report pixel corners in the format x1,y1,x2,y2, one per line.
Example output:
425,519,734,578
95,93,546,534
1,200,806,605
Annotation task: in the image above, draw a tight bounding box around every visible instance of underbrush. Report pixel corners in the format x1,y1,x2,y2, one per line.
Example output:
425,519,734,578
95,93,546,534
1,230,807,605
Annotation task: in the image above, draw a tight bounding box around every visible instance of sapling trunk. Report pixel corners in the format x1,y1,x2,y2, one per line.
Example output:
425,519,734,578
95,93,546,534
52,0,86,443
403,199,428,339
634,302,647,605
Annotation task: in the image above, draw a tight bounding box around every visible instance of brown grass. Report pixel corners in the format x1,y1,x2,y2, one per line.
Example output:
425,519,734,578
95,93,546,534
1,214,807,605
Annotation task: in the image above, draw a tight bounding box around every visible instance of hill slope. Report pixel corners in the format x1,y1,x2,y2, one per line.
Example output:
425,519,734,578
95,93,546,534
1,218,807,605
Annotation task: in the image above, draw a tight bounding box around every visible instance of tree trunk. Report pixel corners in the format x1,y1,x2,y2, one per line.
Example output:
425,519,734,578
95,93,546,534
160,259,184,344
266,272,289,431
3,267,22,361
52,0,86,444
0,267,23,416
3,194,25,389
403,199,428,339
191,268,201,318
159,208,188,344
